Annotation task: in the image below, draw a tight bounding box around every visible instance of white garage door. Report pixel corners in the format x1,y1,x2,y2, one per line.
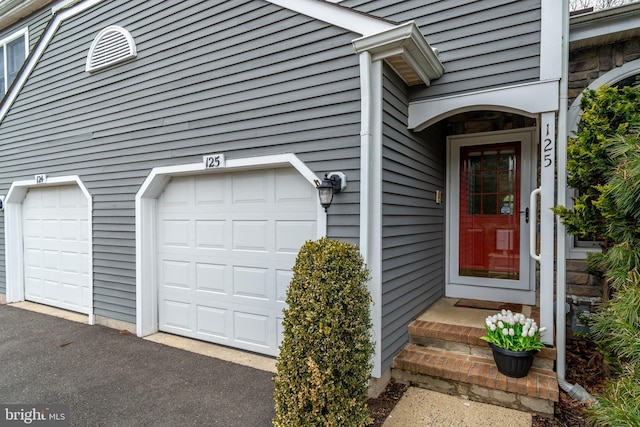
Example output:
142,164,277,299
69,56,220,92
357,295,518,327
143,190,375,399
22,185,90,314
157,167,317,356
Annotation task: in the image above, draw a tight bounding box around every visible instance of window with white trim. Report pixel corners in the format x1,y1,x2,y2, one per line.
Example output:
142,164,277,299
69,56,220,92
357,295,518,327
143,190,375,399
86,25,136,73
1,28,28,94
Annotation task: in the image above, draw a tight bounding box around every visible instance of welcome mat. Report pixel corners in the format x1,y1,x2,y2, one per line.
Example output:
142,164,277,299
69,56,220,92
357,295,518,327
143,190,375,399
454,299,523,313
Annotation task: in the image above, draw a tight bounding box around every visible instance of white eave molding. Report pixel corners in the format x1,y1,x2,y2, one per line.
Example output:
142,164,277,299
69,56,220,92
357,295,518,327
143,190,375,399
0,0,53,28
353,22,444,86
265,0,395,37
570,2,640,50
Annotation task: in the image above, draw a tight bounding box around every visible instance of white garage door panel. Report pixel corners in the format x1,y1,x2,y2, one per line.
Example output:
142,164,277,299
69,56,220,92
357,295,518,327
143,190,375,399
276,220,317,253
22,185,90,314
157,167,317,355
196,305,227,338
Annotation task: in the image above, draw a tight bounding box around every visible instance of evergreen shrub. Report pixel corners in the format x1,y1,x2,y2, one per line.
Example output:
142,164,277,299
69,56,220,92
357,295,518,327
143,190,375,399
553,83,640,426
273,237,374,427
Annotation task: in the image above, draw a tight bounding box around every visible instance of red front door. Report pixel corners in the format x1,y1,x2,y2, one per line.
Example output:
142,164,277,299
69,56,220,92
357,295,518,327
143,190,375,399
458,143,521,280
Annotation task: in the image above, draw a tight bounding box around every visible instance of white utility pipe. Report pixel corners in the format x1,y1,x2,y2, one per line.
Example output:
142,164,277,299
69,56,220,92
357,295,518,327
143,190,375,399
556,0,594,403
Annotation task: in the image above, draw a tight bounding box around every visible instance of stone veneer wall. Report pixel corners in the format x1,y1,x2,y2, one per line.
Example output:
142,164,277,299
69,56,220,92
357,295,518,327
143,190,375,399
566,259,601,299
569,37,640,104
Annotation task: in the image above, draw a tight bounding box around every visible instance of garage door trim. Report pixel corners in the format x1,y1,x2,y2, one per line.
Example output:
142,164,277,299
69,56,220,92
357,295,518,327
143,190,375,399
135,153,326,337
4,175,94,324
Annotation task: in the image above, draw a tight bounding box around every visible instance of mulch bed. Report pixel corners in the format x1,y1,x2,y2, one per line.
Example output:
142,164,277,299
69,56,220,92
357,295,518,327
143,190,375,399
367,379,409,427
367,338,607,426
532,338,607,427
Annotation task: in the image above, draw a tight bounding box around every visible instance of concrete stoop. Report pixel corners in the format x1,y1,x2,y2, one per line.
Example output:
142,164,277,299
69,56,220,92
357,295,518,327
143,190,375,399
392,319,559,417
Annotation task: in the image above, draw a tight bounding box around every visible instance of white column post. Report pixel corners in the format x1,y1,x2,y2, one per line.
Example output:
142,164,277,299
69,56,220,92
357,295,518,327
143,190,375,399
539,112,556,344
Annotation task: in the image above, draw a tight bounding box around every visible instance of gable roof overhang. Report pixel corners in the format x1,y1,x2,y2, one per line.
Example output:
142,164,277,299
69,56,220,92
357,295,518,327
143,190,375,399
352,22,444,86
266,0,443,86
570,2,640,50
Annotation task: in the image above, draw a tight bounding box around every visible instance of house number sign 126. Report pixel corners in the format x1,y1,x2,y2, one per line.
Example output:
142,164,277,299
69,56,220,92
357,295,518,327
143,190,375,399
203,154,225,169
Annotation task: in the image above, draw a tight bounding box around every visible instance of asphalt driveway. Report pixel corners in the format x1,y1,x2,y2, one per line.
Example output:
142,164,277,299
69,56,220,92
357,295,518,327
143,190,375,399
0,305,276,426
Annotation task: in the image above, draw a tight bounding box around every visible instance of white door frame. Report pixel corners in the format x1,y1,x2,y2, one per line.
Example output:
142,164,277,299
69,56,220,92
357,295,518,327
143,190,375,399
4,175,94,323
135,153,326,337
446,129,537,305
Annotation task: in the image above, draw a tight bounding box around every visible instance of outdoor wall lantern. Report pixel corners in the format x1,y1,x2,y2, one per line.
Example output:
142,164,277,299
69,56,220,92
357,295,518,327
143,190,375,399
316,172,346,212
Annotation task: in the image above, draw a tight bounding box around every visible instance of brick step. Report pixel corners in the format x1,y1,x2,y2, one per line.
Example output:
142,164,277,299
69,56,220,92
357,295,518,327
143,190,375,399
408,319,556,370
392,344,559,416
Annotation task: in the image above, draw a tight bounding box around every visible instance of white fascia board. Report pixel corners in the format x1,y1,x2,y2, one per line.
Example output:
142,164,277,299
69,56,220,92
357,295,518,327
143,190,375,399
0,0,53,28
570,3,640,47
51,0,84,14
0,0,104,123
409,80,559,131
540,0,563,81
265,0,395,36
353,21,444,83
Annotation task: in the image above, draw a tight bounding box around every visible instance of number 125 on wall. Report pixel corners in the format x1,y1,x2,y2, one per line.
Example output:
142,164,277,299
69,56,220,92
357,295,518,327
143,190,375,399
203,154,226,169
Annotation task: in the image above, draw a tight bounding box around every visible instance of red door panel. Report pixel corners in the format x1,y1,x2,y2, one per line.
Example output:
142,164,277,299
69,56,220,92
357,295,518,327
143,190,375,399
459,143,520,280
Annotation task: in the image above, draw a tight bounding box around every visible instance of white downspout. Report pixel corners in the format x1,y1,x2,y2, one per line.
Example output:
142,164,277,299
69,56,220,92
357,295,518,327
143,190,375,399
359,50,383,379
556,0,594,402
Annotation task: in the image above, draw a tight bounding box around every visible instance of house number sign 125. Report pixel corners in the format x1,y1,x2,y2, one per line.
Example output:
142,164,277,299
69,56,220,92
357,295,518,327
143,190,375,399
203,154,226,169
543,123,553,168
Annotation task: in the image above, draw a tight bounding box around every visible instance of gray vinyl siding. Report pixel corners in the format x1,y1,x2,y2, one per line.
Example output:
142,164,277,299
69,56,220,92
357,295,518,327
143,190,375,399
342,0,541,99
381,66,446,371
0,6,53,291
0,0,362,320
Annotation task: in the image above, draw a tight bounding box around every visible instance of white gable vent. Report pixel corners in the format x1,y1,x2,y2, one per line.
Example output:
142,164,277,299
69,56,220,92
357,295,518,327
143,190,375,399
86,25,136,73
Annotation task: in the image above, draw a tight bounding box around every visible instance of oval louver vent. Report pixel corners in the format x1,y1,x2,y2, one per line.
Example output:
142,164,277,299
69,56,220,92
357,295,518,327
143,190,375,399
86,25,136,73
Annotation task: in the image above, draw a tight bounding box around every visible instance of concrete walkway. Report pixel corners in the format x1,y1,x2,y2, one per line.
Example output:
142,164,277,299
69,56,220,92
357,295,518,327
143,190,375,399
384,387,532,427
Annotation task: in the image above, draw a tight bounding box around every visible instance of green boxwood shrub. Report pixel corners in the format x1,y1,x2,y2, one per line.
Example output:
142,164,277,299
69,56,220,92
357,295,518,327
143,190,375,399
273,237,374,427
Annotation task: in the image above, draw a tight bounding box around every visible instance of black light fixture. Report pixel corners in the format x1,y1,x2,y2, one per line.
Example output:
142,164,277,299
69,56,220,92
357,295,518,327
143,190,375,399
316,172,346,212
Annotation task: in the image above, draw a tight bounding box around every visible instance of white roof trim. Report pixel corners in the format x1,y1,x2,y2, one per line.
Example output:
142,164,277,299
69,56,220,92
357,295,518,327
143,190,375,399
0,0,53,29
570,2,640,49
265,0,395,36
0,0,105,123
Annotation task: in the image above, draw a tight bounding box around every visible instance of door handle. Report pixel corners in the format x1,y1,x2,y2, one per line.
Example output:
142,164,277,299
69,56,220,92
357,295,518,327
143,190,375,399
529,188,541,262
520,207,529,223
